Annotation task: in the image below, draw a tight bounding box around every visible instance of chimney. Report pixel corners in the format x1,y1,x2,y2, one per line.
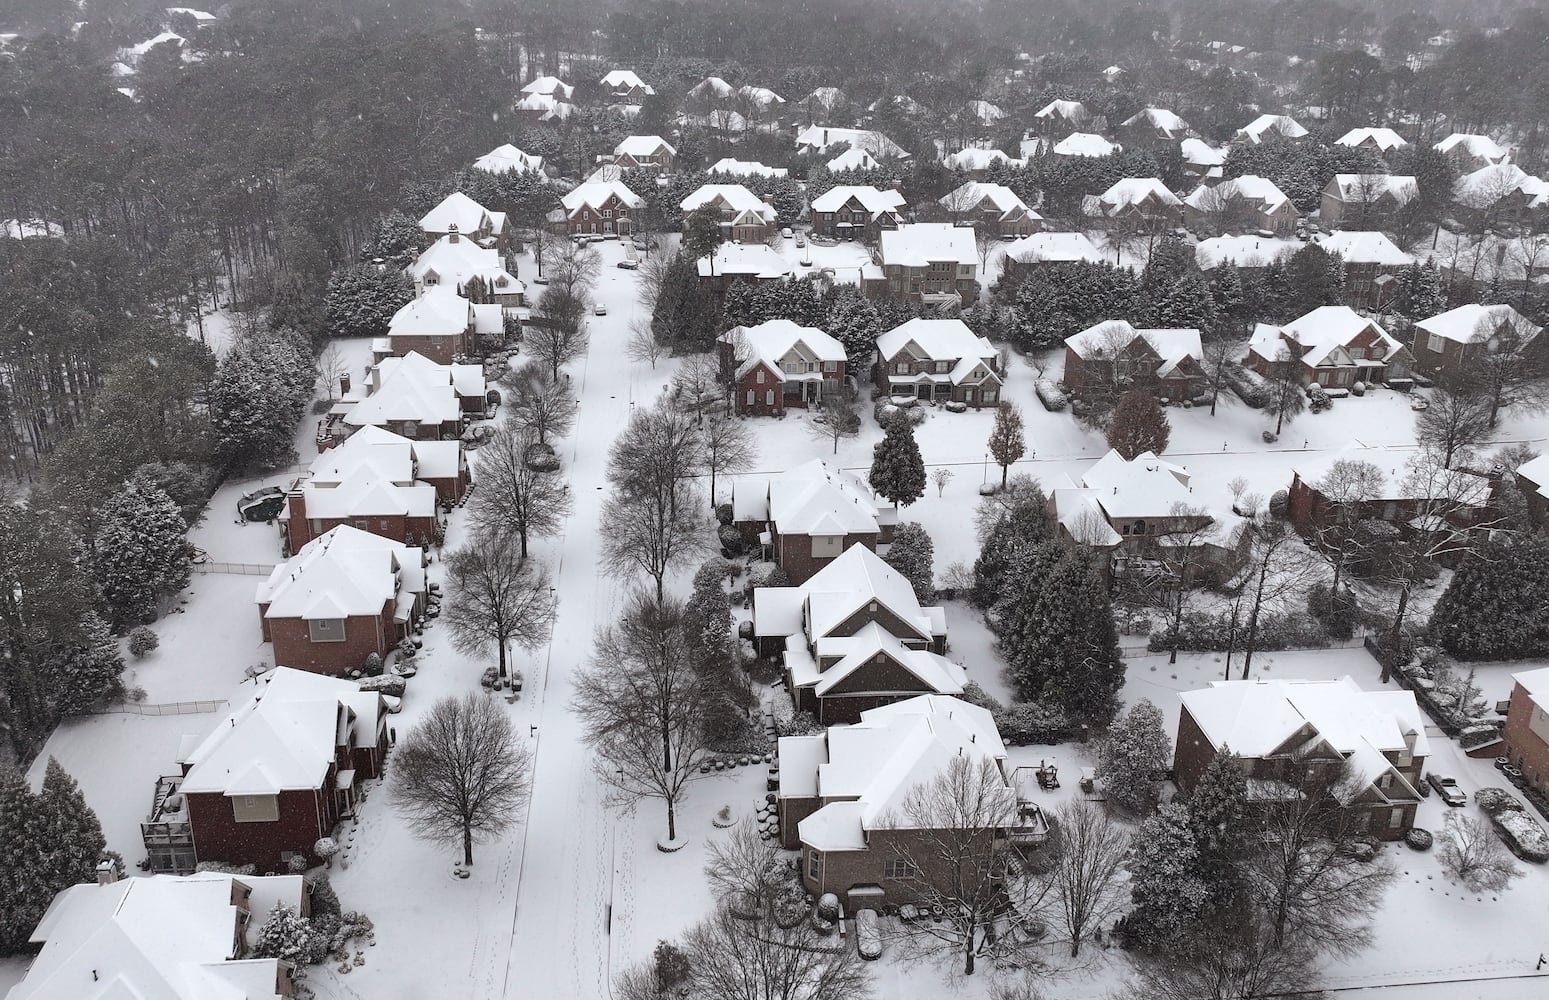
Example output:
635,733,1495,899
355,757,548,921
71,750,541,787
96,859,121,885
448,222,459,244
340,372,351,396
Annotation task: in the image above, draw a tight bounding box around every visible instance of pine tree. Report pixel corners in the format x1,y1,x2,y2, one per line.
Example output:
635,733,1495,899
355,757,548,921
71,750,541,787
211,331,313,472
986,401,1026,488
324,264,413,340
1098,699,1171,813
33,759,111,896
50,614,126,714
824,287,883,367
1395,259,1447,324
1285,242,1345,315
93,480,191,631
360,210,425,271
252,903,318,965
1105,390,1171,459
971,477,1051,608
1429,538,1549,660
1140,232,1195,301
721,279,759,329
0,764,46,952
869,411,927,507
1125,802,1210,948
1153,272,1217,332
1186,748,1250,896
1211,262,1247,335
883,522,935,603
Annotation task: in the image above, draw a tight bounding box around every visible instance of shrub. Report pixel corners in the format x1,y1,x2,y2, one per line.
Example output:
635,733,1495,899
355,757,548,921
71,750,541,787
715,502,733,526
1308,386,1331,412
993,701,1073,745
1474,786,1519,816
1148,609,1329,653
718,524,746,556
751,564,789,589
1405,827,1433,851
1307,582,1358,640
1352,381,1366,397
127,626,159,659
1268,489,1290,518
1221,362,1271,408
1262,429,1278,443
1034,379,1069,412
308,872,342,916
362,652,384,677
775,710,823,737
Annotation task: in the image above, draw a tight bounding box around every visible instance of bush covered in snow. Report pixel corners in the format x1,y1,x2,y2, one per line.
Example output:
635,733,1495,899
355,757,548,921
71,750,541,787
1221,362,1271,408
1475,786,1520,816
1034,379,1068,412
1493,810,1549,863
1405,827,1433,851
127,626,160,659
1148,609,1327,653
1268,489,1290,519
253,903,321,965
993,700,1075,745
855,908,882,960
1307,583,1358,640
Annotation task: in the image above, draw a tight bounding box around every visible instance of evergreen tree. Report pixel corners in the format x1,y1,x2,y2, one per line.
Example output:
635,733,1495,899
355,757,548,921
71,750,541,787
1125,802,1210,948
33,759,110,896
1394,259,1446,325
211,330,315,473
1105,390,1171,459
1285,242,1345,315
869,411,927,507
971,477,1051,608
0,765,43,953
252,903,319,965
1009,261,1143,352
1140,232,1195,302
1097,699,1171,813
93,480,191,631
883,522,935,603
50,614,126,715
324,264,413,340
1186,748,1250,900
1153,272,1217,332
823,286,883,367
360,210,425,271
650,253,723,353
986,401,1026,488
1429,538,1549,660
720,279,759,329
1211,262,1248,335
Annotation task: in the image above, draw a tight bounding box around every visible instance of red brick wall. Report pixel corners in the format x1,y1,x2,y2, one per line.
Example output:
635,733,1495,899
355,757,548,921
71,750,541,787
187,786,335,872
268,610,397,675
1171,706,1214,792
775,531,879,584
1504,682,1549,793
391,333,468,366
567,194,634,236
283,503,437,553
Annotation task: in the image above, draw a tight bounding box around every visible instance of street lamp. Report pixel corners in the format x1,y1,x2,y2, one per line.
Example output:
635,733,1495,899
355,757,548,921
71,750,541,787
982,451,989,485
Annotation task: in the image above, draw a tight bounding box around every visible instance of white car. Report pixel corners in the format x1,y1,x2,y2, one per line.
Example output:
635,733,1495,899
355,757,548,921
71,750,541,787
594,302,608,316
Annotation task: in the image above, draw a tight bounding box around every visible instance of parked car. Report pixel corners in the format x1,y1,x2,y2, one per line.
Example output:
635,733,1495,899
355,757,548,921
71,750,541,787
617,259,640,269
1427,773,1467,806
594,302,608,316
781,227,793,238
531,275,549,285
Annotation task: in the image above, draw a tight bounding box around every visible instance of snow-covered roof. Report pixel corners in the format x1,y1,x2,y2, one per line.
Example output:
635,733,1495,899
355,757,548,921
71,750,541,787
181,668,385,796
753,544,943,645
1065,320,1201,371
520,75,573,99
719,320,844,381
257,525,424,627
738,84,785,107
963,99,1005,123
12,872,303,1000
1434,133,1507,164
878,223,976,268
808,185,906,217
1,218,65,240
876,318,996,376
410,238,521,295
680,183,775,223
1182,676,1429,802
1452,162,1542,210
345,352,484,430
306,424,460,488
1311,230,1413,267
1414,303,1539,346
1035,99,1087,121
473,143,544,175
165,7,217,21
806,86,845,109
388,286,472,340
1188,174,1293,214
614,134,675,158
940,181,1035,222
1512,666,1549,719
688,76,734,100
1327,173,1419,205
734,459,894,543
1095,177,1182,212
600,69,653,95
513,92,574,120
790,622,968,698
1053,132,1119,158
1006,231,1103,264
1249,306,1402,369
1235,114,1308,144
942,147,1025,172
1076,448,1195,520
1195,235,1298,269
826,148,880,172
796,125,908,160
1122,107,1190,134
560,180,644,214
707,158,787,179
1180,138,1227,167
418,192,499,236
696,242,795,280
1293,445,1493,507
791,695,1011,850
124,31,184,58
1335,127,1408,151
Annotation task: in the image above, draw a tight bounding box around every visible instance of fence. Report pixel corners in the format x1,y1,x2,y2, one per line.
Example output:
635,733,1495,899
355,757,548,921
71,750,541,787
193,561,275,576
90,699,226,717
1362,635,1464,737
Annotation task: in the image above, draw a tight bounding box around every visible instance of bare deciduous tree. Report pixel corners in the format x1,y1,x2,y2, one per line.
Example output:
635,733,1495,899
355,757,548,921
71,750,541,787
987,401,1027,489
442,531,556,681
317,342,348,400
703,816,784,911
601,401,706,601
1230,518,1319,678
1053,800,1131,957
1264,348,1306,436
540,238,602,303
1151,503,1218,665
1308,459,1387,594
1200,336,1241,416
1417,377,1493,468
932,467,954,497
702,412,755,508
1130,905,1316,1000
676,902,873,1000
1440,812,1521,892
673,352,722,418
572,592,712,841
626,318,665,370
502,364,578,445
391,693,532,865
808,387,861,455
1461,313,1549,428
525,293,591,381
468,424,573,558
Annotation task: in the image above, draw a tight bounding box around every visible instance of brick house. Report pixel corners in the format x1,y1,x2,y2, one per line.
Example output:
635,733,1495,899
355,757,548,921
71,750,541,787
808,185,907,242
1175,677,1429,840
330,352,486,447
1311,231,1415,310
874,224,979,305
1409,303,1542,379
382,285,508,366
418,191,508,250
1319,174,1419,229
1194,235,1299,271
1502,667,1549,796
279,425,465,554
408,230,524,307
937,181,1041,237
612,135,676,172
731,459,897,583
1031,99,1093,137
1050,449,1250,583
1335,127,1409,154
1434,133,1509,173
718,320,846,415
1180,138,1227,184
1287,448,1498,542
600,69,655,102
255,526,427,676
777,695,1047,910
941,147,1027,179
11,869,307,1000
1234,114,1308,145
1001,232,1105,283
1244,306,1413,388
1184,174,1300,235
1116,107,1193,148
695,243,796,293
1452,163,1549,230
1514,454,1549,530
1081,177,1184,229
679,183,779,243
753,546,955,724
142,668,389,874
559,180,644,237
874,317,1001,407
1063,320,1206,403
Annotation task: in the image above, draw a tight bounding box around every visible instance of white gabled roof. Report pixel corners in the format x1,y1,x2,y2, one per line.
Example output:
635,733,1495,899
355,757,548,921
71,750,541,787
388,285,473,338
306,424,459,485
520,75,573,99
1248,306,1403,368
826,148,879,172
1065,320,1201,367
964,99,1005,123
409,237,521,295
807,86,845,109
560,180,644,214
1096,177,1182,211
1236,114,1308,143
940,181,1035,221
600,69,653,94
1453,162,1539,209
707,158,788,178
1122,107,1189,133
418,192,494,235
796,125,908,160
1434,133,1507,164
1511,665,1549,715
166,7,217,21
734,458,893,538
1312,231,1414,267
1195,235,1298,269
1188,174,1293,214
473,143,544,175
513,92,573,119
1180,138,1226,167
738,84,784,107
12,873,304,1000
680,183,776,222
876,318,995,375
688,76,734,99
1035,99,1087,121
1006,231,1103,264
1053,131,1119,157
696,242,795,280
1414,303,1539,346
792,544,940,643
1327,173,1419,205
808,184,906,216
615,134,675,158
942,147,1025,172
1077,448,1194,518
256,525,424,624
719,320,845,380
345,352,484,429
1336,127,1408,151
878,223,977,268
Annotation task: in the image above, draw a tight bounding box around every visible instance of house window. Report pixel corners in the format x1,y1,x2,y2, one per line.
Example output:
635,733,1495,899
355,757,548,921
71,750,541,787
232,794,279,823
603,209,612,218
424,275,438,285
746,390,755,405
309,618,346,643
1349,347,1364,360
982,388,998,403
1132,519,1147,535
1388,807,1405,829
935,361,949,373
765,390,775,405
895,363,908,374
1426,333,1444,355
807,850,822,881
756,370,765,384
354,520,369,531
884,858,919,879
812,534,843,558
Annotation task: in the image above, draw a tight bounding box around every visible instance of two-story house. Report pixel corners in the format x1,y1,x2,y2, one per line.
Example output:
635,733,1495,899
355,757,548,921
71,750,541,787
418,191,508,250
808,185,907,242
731,459,898,583
1175,676,1429,839
1311,231,1415,310
1287,446,1497,543
1117,107,1193,148
143,667,389,874
937,181,1041,237
1452,162,1549,229
1234,114,1309,145
255,526,427,676
331,352,486,447
1183,174,1300,235
680,183,779,243
1031,98,1093,136
612,135,676,172
1410,303,1543,378
1180,138,1227,184
600,69,655,102
1320,174,1419,229
1502,666,1549,797
1082,177,1184,229
874,317,1001,407
1335,127,1409,154
384,286,478,365
1063,320,1206,403
752,545,957,724
408,229,525,307
1245,305,1413,387
795,125,910,161
719,320,847,415
1001,232,1105,283
559,180,644,237
695,243,796,293
778,695,1047,910
514,75,574,122
1434,133,1509,173
872,223,979,305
